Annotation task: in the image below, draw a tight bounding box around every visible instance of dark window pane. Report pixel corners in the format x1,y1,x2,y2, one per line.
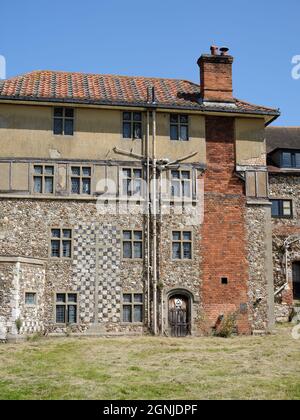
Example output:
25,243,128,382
71,178,80,194
54,108,63,117
283,201,292,217
51,240,60,258
180,115,188,124
123,112,131,121
170,114,179,123
134,242,143,259
133,112,142,122
295,153,300,168
134,294,143,303
71,167,81,176
34,166,43,175
182,181,191,197
56,305,65,323
172,242,181,259
271,200,280,217
52,229,61,238
123,305,132,323
171,171,180,179
182,171,190,180
123,231,132,240
183,232,192,241
123,122,132,139
134,231,142,240
82,167,91,177
45,166,54,175
65,108,74,118
134,305,143,323
133,169,142,179
133,179,142,196
172,231,181,241
123,179,131,196
183,242,192,259
62,240,71,258
63,230,72,239
54,118,63,135
25,293,36,305
133,123,142,139
56,294,66,303
45,177,54,194
68,305,77,324
180,125,189,141
82,179,91,195
123,294,132,303
34,177,42,193
64,119,74,136
171,181,180,197
170,125,179,140
123,242,132,259
68,294,77,303
282,152,292,168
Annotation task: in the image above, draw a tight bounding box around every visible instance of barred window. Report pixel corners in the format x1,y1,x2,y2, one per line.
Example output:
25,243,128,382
51,229,72,259
170,114,189,141
53,108,74,136
33,165,54,194
122,293,143,323
70,166,91,195
122,230,143,259
171,170,192,198
55,293,78,324
172,231,192,260
123,112,142,140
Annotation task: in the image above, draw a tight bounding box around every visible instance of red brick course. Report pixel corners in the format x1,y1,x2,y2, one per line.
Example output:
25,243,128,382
201,116,251,334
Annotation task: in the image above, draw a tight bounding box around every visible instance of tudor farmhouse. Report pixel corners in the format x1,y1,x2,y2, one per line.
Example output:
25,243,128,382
0,46,298,341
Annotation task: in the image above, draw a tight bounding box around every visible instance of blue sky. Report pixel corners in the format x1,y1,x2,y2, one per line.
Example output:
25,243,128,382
1,0,299,125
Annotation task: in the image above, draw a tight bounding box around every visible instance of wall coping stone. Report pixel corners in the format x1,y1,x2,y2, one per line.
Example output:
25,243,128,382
0,256,46,266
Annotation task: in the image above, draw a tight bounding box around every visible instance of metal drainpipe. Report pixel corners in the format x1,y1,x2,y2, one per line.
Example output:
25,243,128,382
152,109,158,336
146,110,151,330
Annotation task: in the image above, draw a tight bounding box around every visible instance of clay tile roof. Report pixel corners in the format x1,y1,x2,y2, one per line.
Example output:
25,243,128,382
0,70,280,116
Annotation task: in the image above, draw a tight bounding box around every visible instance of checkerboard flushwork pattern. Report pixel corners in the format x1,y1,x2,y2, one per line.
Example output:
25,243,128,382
73,224,121,325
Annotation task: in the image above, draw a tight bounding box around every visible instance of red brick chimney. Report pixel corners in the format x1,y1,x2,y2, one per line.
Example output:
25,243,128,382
197,46,234,103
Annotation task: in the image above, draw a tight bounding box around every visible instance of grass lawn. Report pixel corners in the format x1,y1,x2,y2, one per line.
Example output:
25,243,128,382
0,324,299,400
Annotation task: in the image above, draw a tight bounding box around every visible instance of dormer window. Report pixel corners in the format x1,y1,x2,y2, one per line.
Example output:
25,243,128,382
280,151,300,168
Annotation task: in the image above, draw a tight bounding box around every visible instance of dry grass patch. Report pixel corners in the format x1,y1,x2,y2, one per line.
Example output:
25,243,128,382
0,324,299,400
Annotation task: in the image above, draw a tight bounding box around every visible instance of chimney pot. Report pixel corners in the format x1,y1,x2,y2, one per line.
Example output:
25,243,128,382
210,45,219,56
220,46,229,56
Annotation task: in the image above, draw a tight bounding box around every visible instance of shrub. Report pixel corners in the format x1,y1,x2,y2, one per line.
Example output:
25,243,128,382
215,313,237,338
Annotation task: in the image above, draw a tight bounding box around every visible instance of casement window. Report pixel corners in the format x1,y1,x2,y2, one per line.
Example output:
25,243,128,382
122,293,143,323
53,108,74,136
122,230,143,259
121,168,143,197
123,112,142,140
171,170,192,198
33,165,54,194
51,229,72,259
271,199,293,219
280,151,300,168
172,231,192,260
25,292,37,305
70,166,92,195
170,114,189,141
55,293,78,324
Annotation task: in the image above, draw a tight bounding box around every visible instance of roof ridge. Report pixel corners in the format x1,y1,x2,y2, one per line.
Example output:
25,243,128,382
5,69,200,86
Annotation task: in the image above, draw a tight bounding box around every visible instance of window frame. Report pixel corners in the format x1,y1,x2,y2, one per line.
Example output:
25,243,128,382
122,230,144,260
54,292,79,325
170,169,192,200
121,292,144,324
270,199,293,219
49,228,73,260
32,164,55,195
25,292,37,306
280,151,300,169
170,114,189,141
53,107,75,136
121,167,144,198
69,165,92,196
122,111,143,140
171,230,193,261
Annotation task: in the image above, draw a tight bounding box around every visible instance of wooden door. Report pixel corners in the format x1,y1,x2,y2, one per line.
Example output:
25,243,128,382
168,296,190,337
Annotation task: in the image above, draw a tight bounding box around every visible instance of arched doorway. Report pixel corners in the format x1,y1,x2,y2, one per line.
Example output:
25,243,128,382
168,293,191,337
